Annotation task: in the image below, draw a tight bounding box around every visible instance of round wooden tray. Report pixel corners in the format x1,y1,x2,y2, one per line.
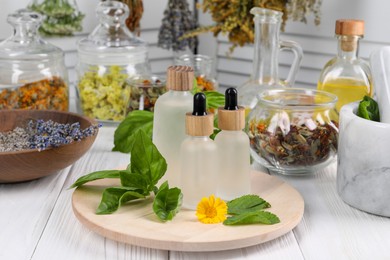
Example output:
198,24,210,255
72,171,304,252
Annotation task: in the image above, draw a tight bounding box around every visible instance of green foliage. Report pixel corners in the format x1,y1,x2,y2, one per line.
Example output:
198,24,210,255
223,211,280,225
357,95,380,122
153,182,183,221
223,194,279,226
70,130,181,222
227,195,271,215
112,110,154,153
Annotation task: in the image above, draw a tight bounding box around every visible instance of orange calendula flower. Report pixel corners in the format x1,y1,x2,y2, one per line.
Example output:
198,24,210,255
196,195,227,224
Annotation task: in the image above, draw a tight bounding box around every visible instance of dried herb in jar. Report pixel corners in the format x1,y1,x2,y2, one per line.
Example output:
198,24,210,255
127,78,166,113
248,120,338,167
0,76,68,111
196,76,216,92
78,66,131,122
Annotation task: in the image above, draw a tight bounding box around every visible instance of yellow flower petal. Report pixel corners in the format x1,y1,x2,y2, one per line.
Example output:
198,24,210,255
196,195,227,224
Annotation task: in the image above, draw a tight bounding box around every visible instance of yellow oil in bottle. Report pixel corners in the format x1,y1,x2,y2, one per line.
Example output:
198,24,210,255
317,78,372,112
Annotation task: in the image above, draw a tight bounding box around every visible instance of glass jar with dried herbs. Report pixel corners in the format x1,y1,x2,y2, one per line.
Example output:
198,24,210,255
247,88,339,175
0,10,69,111
76,1,151,123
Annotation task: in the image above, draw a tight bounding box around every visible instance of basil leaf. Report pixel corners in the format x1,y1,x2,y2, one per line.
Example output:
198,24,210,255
130,130,167,188
204,91,225,110
223,211,280,225
96,187,145,214
227,195,271,215
119,171,149,194
113,110,154,153
153,181,183,221
69,170,121,188
357,95,380,122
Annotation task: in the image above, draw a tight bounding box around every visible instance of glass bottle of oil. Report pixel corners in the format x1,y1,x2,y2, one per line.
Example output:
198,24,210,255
317,19,372,114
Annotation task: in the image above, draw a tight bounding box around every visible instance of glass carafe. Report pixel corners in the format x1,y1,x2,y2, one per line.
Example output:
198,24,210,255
238,7,303,112
76,0,151,123
0,9,69,111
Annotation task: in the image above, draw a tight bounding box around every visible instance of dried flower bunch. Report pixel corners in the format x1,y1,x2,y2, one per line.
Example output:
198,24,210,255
116,0,144,36
186,0,322,50
158,0,198,52
0,119,100,152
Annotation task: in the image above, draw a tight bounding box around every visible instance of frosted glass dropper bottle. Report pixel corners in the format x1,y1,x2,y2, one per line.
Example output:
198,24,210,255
153,65,194,187
215,88,251,201
180,93,218,210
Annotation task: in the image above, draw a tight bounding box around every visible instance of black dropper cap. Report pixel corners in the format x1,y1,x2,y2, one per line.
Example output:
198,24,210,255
224,88,239,110
192,93,207,116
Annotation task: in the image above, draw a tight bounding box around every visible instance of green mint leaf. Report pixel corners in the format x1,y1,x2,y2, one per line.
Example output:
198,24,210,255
223,211,280,225
119,171,149,194
69,170,121,189
130,130,167,188
357,95,380,122
227,195,271,215
112,110,154,153
204,91,225,110
96,187,145,214
153,181,183,221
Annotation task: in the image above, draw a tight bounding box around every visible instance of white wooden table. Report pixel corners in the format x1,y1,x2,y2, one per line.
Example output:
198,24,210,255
1,126,389,260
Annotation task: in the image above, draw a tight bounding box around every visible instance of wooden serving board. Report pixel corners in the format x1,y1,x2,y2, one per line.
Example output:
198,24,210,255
72,171,304,252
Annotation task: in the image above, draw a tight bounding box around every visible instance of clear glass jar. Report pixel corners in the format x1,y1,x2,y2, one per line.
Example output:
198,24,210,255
317,19,372,115
247,88,339,175
237,7,303,113
175,54,218,92
76,0,151,123
28,0,84,36
127,75,167,113
0,9,69,111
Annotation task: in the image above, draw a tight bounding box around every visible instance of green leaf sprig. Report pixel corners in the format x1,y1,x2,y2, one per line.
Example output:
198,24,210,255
223,195,280,225
70,130,182,221
357,95,380,122
113,90,226,153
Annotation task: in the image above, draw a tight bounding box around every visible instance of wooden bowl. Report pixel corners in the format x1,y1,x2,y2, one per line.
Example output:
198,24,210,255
0,110,98,183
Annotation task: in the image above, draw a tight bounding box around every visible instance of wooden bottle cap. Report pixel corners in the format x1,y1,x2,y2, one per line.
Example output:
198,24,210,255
185,113,214,136
335,19,364,36
166,65,194,91
218,106,245,131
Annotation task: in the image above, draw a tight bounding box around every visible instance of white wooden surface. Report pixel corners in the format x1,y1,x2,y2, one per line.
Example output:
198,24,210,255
1,126,390,260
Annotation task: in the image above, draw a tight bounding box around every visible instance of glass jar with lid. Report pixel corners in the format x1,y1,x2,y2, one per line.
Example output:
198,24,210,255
76,0,151,123
0,9,69,111
247,88,339,175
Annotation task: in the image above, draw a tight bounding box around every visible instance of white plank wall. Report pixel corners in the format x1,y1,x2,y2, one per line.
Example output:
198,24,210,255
197,0,390,90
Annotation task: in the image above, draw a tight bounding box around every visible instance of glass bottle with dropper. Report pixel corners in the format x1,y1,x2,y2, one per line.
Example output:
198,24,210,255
152,65,194,188
215,88,251,201
180,92,218,210
317,19,372,114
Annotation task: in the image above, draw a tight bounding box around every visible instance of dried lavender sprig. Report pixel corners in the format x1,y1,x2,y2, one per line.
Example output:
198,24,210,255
28,119,100,151
0,119,100,152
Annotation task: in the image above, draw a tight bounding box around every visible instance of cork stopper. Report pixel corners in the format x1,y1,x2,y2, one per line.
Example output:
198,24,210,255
218,88,245,130
335,19,364,36
166,65,194,91
185,93,214,136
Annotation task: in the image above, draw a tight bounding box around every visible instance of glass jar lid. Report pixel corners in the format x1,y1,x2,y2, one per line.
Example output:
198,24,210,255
0,9,66,86
77,0,148,65
0,9,63,62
